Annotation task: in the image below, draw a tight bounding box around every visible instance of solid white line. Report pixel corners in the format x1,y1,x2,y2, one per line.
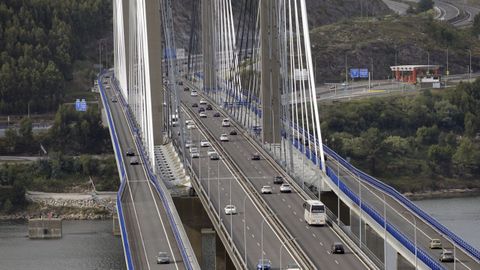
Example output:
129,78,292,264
126,180,152,270
114,83,180,269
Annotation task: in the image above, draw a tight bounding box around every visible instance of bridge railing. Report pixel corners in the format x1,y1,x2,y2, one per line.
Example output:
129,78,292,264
288,116,480,262
324,145,480,263
110,76,197,270
97,73,134,270
327,167,445,270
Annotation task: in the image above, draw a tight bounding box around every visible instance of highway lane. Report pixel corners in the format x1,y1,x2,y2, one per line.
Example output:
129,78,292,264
174,106,298,269
102,75,186,270
327,158,480,270
179,89,370,270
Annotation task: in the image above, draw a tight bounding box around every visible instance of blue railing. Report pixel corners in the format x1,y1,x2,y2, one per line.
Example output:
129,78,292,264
327,167,445,270
98,73,133,270
111,77,194,270
324,145,480,262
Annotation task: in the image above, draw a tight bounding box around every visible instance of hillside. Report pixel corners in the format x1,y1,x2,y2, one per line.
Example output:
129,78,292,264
172,0,391,48
311,14,480,83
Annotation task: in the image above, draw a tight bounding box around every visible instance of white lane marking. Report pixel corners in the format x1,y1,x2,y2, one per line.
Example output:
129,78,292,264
288,205,291,208
335,260,339,264
247,226,250,230
257,242,260,246
116,87,179,270
126,180,151,270
293,211,297,216
320,242,323,246
146,180,180,270
312,233,316,238
181,105,300,266
282,198,286,202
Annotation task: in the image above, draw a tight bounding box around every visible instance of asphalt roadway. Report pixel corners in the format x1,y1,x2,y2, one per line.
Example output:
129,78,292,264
328,158,480,270
102,75,186,270
178,87,370,270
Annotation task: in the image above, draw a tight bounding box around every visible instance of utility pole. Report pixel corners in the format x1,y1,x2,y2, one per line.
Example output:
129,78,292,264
345,54,348,84
446,48,449,87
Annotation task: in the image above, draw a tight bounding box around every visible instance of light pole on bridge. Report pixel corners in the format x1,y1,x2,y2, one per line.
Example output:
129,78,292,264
402,211,417,269
280,237,296,270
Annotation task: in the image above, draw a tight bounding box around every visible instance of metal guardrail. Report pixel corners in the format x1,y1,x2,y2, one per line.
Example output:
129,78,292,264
110,76,197,270
287,116,480,263
324,145,480,263
326,167,446,270
181,101,316,269
97,73,134,270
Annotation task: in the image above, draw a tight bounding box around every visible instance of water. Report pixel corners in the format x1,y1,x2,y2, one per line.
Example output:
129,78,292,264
414,195,480,250
0,220,126,270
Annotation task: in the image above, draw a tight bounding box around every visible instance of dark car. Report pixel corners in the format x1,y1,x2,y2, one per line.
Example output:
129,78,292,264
192,103,198,107
126,148,135,156
206,104,213,110
331,242,345,254
251,153,260,160
198,107,205,113
273,176,284,184
213,112,221,117
229,129,238,135
177,81,183,86
184,87,189,91
210,153,220,160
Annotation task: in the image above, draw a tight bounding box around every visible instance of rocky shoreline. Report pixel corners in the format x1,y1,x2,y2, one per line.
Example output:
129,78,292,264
0,191,116,221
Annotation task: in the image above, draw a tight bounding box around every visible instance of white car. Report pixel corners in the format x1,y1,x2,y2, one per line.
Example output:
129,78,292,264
261,185,272,194
199,112,207,118
190,90,198,97
207,149,217,157
187,123,196,130
185,119,194,125
200,140,210,147
220,134,229,142
280,183,292,193
189,147,199,158
224,205,237,215
222,118,230,127
200,98,207,105
185,140,194,148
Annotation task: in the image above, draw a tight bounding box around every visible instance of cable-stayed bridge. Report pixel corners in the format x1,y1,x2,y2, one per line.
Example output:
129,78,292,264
104,0,480,269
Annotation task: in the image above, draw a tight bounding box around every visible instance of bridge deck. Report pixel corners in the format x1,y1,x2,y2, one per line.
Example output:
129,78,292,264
103,75,187,270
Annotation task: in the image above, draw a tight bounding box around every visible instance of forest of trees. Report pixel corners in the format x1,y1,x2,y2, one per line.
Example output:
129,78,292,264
321,79,480,192
0,0,111,114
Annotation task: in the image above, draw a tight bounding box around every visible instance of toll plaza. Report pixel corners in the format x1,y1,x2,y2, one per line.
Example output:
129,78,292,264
390,65,441,84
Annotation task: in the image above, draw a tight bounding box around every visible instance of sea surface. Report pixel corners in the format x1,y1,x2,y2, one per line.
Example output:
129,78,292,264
414,195,480,250
0,220,126,270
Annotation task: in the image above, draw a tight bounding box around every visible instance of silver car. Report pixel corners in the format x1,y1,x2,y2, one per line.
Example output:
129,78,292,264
156,252,170,264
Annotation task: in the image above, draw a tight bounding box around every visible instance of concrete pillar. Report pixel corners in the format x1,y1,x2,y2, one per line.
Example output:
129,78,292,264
113,211,121,236
144,0,164,145
201,228,216,269
28,218,62,239
202,0,215,92
122,0,129,92
260,0,281,144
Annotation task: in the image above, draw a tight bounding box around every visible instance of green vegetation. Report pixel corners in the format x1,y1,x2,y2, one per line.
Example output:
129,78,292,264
310,15,480,82
0,0,112,115
417,0,434,13
0,153,119,213
321,80,480,193
474,13,480,36
0,104,112,155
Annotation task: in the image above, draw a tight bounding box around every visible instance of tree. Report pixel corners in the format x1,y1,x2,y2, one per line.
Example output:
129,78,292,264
418,0,434,12
452,138,480,176
473,13,480,36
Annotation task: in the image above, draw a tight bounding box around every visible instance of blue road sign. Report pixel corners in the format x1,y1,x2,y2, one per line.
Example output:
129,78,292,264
359,68,369,78
75,99,81,111
350,68,360,78
80,99,87,111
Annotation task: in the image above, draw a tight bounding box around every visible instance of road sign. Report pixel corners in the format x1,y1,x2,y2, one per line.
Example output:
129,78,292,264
359,69,369,78
350,68,359,78
75,99,81,111
80,99,87,111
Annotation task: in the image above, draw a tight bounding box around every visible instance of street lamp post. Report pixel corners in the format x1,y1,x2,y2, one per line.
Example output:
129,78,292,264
427,51,430,74
468,49,472,81
243,195,249,268
261,214,276,268
403,211,417,269
280,237,296,270
382,193,387,267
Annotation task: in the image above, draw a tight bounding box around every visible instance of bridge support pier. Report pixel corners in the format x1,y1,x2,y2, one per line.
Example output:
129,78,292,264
201,228,217,269
201,0,216,96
